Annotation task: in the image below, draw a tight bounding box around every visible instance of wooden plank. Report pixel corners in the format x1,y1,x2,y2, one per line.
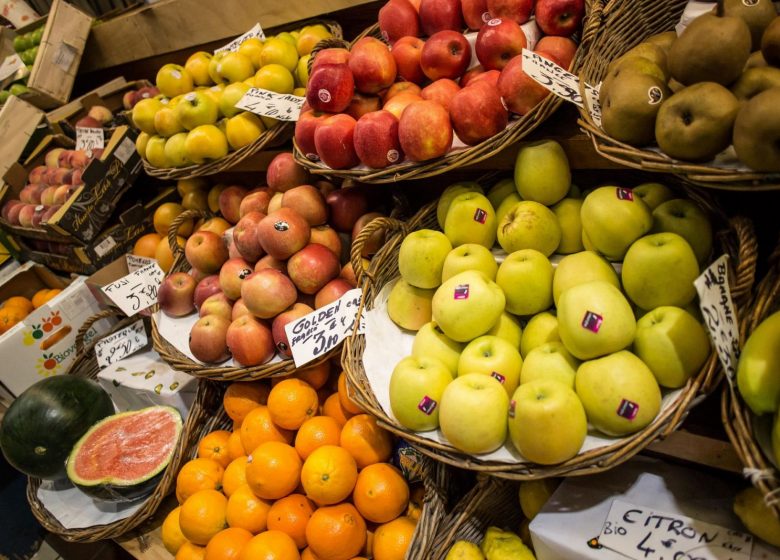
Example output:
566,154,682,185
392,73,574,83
644,430,744,474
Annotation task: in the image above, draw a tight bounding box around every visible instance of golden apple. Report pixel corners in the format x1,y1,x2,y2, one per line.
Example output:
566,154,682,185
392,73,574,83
145,135,170,168
131,97,164,135
135,131,150,159
184,125,229,163
185,51,214,86
153,105,184,137
254,63,295,94
296,24,332,56
260,37,299,71
238,38,263,69
164,132,189,167
226,112,265,150
219,82,251,118
217,52,255,83
156,63,194,98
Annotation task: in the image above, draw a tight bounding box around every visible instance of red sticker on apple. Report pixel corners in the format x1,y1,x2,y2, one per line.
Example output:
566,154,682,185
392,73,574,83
616,398,639,420
491,371,505,384
473,208,488,224
615,187,633,201
454,284,469,300
581,311,603,333
508,399,516,418
318,89,332,103
418,396,437,415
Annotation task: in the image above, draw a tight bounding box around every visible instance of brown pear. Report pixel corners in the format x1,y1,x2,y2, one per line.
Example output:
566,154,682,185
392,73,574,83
745,51,768,70
723,0,777,51
645,31,677,53
761,16,780,66
601,72,669,146
733,87,780,171
609,43,669,77
731,66,780,100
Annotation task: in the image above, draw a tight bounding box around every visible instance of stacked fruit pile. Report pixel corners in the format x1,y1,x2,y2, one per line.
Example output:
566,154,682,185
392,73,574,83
380,140,714,464
133,24,336,168
0,289,60,333
600,4,780,172
163,372,422,560
295,0,582,169
0,24,44,104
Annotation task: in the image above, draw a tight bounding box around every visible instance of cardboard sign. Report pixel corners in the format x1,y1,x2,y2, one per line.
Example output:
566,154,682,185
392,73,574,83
126,254,156,273
101,262,164,316
598,500,752,560
0,53,25,82
285,288,366,367
94,319,147,369
694,255,739,382
235,88,305,121
75,126,105,152
215,23,266,53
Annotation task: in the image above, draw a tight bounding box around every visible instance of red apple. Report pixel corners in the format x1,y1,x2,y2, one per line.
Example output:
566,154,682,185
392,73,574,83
295,110,331,162
310,225,343,258
475,18,527,71
194,275,222,310
232,298,252,320
462,0,491,29
258,207,311,260
498,52,558,115
420,79,461,111
267,152,311,193
345,93,382,121
325,187,370,233
391,36,426,84
315,278,353,308
239,189,271,218
352,212,387,256
306,63,355,113
349,37,397,95
227,315,275,366
218,186,248,224
311,48,351,75
75,115,102,129
282,185,328,226
461,65,486,86
200,292,234,321
28,165,47,183
340,262,359,287
122,91,137,110
233,211,266,263
158,272,197,317
469,69,501,88
399,100,453,161
535,36,577,70
271,303,314,357
379,0,421,43
384,82,423,102
314,113,359,170
421,31,472,80
189,268,210,284
185,230,229,274
44,149,64,168
535,0,584,37
382,92,423,120
288,243,341,295
189,314,231,363
486,0,533,24
450,80,509,145
241,268,298,319
255,254,288,274
419,0,464,35
219,257,254,300
353,110,403,169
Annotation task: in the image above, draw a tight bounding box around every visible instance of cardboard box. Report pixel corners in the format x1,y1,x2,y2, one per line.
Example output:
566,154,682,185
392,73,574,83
0,262,115,398
0,0,93,109
0,96,46,179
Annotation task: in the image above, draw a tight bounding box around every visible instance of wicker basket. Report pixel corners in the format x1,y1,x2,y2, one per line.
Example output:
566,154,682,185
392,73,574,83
342,186,758,479
25,309,230,542
722,241,780,518
576,0,780,191
292,3,607,184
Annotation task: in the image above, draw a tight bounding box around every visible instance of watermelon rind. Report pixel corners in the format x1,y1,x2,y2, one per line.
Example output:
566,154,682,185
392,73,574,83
66,405,183,503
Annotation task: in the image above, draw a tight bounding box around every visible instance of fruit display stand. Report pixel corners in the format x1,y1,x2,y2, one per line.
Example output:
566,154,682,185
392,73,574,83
342,187,758,479
25,309,231,542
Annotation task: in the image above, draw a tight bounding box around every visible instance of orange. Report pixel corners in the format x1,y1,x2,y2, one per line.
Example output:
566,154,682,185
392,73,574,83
267,378,319,430
245,441,302,500
352,463,409,524
162,506,188,555
224,381,271,424
176,541,207,560
240,405,294,455
267,494,315,549
205,527,253,560
239,530,300,560
154,202,193,237
337,372,363,415
227,431,245,461
226,484,271,534
406,485,424,521
372,516,416,560
339,414,393,469
305,503,366,560
176,458,225,503
0,306,26,334
31,289,53,309
295,416,341,460
179,489,229,546
3,296,33,314
222,456,249,498
293,361,331,390
156,235,186,273
300,445,358,506
322,394,352,427
301,548,320,560
133,232,162,257
198,430,233,468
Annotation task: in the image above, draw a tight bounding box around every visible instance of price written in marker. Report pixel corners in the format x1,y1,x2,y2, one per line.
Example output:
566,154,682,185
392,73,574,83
285,288,366,367
215,23,266,54
694,254,739,382
598,500,752,560
76,126,105,153
126,253,156,273
234,88,305,121
101,262,165,316
94,320,148,369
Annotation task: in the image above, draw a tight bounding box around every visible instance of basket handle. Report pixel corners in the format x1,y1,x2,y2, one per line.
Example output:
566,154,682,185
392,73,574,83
307,37,351,74
729,215,758,308
350,216,407,287
75,308,125,355
167,209,211,258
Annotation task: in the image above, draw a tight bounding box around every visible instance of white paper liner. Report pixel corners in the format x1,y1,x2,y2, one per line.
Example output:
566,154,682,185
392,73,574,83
363,281,684,464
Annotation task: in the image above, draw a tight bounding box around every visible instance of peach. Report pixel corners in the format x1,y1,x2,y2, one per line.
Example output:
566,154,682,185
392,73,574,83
44,148,64,168
28,165,47,183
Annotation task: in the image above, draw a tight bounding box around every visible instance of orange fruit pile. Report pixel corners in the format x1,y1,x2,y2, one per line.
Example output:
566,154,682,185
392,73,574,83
162,362,421,560
0,290,61,334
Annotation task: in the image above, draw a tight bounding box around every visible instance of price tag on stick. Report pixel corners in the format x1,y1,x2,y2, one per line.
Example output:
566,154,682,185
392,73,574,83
234,88,305,121
94,320,148,369
76,126,105,153
215,23,266,53
101,262,165,317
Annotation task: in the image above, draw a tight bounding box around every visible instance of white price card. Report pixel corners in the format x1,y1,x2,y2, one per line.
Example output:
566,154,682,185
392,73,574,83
101,261,165,317
234,88,305,121
94,319,148,369
76,126,105,152
215,23,266,54
126,253,156,273
285,288,367,367
0,53,25,82
694,254,740,381
598,500,752,560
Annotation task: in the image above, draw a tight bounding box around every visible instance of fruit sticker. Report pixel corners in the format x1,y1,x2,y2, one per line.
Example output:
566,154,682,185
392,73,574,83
417,395,437,415
386,149,400,163
616,187,634,201
274,220,290,231
581,311,603,333
454,284,470,300
488,18,502,26
508,399,516,418
616,398,639,420
318,89,332,104
491,371,506,384
647,86,663,105
473,208,488,224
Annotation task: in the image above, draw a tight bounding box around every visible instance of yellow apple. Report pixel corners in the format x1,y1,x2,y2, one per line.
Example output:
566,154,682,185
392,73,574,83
183,125,229,164
225,112,265,150
398,229,453,289
519,479,561,520
219,82,251,118
436,182,483,229
145,135,170,168
202,84,224,106
135,131,150,159
185,51,214,86
156,64,194,98
551,197,584,254
486,312,523,349
254,63,295,94
208,52,227,84
736,309,780,414
497,200,561,256
175,91,219,130
552,251,620,307
260,37,299,71
458,335,523,396
131,97,164,135
439,373,508,454
520,311,559,358
293,87,306,97
486,178,517,210
153,105,184,137
444,192,497,249
164,132,189,167
177,178,208,197
238,37,264,69
275,32,297,47
296,54,311,87
389,355,453,431
296,24,332,56
217,51,255,83
412,321,464,375
387,278,434,331
495,249,553,316
207,184,228,213
432,270,505,342
520,341,579,388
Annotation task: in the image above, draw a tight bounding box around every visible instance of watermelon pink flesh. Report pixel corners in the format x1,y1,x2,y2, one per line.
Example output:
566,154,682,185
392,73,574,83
72,408,178,483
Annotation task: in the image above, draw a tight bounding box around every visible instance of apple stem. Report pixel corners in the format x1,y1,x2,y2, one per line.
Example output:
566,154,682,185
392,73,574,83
716,0,723,17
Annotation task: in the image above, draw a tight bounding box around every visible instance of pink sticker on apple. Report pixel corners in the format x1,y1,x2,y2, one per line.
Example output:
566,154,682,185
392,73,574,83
274,220,290,232
454,284,469,300
581,311,603,333
491,371,505,384
318,89,332,103
473,208,487,224
508,399,516,418
616,187,633,201
488,17,502,26
418,396,437,415
616,398,639,420
387,149,400,163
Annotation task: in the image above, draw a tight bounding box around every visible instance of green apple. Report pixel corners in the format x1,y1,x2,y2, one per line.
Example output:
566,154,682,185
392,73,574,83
389,355,453,431
582,228,596,252
131,97,164,136
508,379,587,464
581,186,653,260
444,192,497,249
218,81,251,118
557,280,636,360
633,182,674,210
487,178,518,210
633,306,711,388
458,335,523,396
551,197,583,254
164,132,189,167
496,249,553,316
553,251,620,306
621,232,699,311
736,310,780,414
156,63,194,98
513,140,571,206
145,135,169,168
437,182,483,228
398,229,452,289
486,312,523,349
575,350,662,436
387,278,434,331
497,201,561,256
496,192,522,224
432,271,505,342
520,341,579,388
651,199,713,264
442,244,498,282
520,311,560,358
439,373,509,454
175,91,219,131
412,321,463,375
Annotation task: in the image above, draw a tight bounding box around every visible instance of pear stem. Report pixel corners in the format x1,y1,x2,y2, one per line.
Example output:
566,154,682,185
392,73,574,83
716,0,724,17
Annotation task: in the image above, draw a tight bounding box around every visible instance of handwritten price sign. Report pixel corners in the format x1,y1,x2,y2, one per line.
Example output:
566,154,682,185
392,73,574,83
101,262,165,317
215,23,266,54
234,88,305,121
126,253,156,273
0,53,25,83
95,320,148,369
285,289,366,367
76,126,105,153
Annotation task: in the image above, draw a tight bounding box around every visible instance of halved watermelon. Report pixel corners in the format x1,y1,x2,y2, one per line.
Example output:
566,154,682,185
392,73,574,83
66,406,182,502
